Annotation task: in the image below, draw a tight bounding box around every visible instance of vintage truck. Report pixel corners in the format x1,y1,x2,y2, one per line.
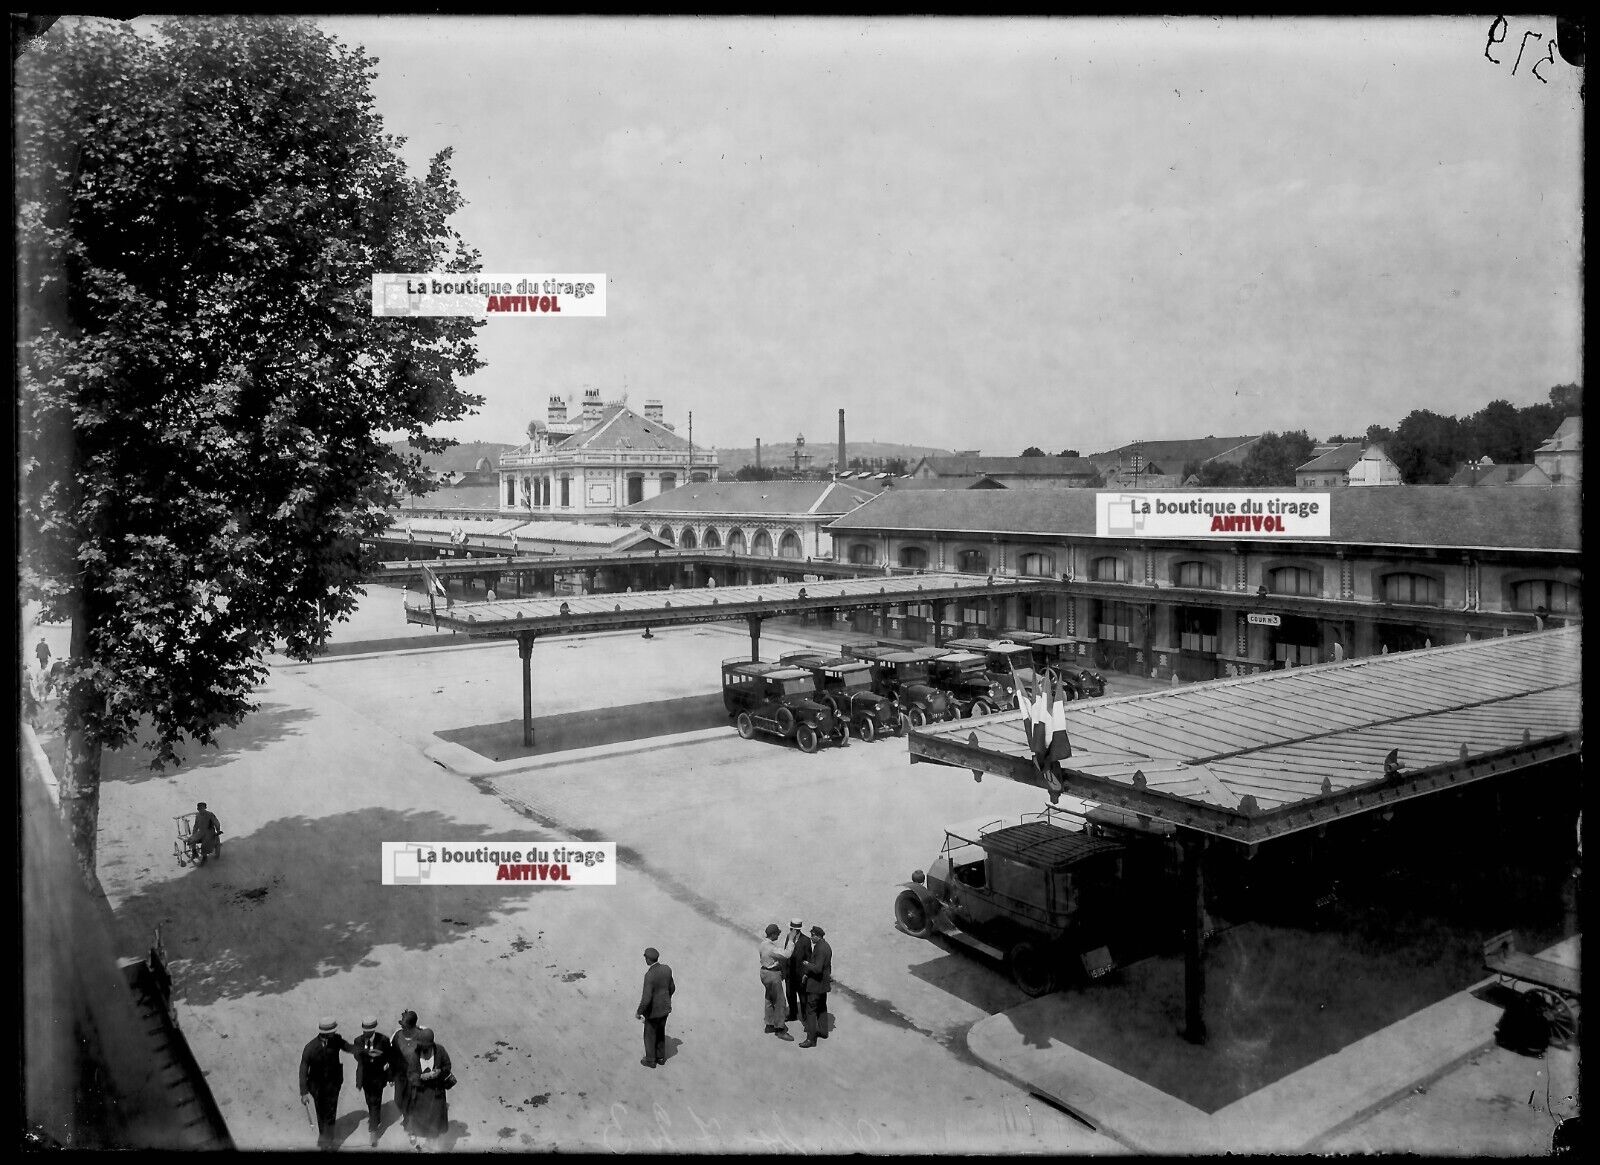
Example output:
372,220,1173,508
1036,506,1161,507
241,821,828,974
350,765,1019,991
894,805,1184,995
838,643,954,725
721,659,847,753
996,631,1108,700
778,651,903,741
922,648,1011,717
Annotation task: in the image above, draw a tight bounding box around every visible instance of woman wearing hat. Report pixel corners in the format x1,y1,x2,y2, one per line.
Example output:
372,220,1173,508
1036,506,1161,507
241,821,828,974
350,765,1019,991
407,1027,454,1151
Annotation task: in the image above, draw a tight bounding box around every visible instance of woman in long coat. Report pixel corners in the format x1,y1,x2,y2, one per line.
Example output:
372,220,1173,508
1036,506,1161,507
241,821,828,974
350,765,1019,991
408,1028,453,1150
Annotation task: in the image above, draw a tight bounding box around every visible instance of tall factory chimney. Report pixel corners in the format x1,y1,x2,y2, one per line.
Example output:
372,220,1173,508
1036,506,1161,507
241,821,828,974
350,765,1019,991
756,438,762,470
838,409,846,476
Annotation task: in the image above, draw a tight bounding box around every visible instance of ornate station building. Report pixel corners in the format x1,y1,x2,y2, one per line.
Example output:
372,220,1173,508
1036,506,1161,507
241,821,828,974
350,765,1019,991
497,389,718,524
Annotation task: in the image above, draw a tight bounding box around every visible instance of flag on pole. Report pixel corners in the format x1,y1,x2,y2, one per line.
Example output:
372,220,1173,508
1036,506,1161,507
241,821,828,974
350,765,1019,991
1011,659,1072,778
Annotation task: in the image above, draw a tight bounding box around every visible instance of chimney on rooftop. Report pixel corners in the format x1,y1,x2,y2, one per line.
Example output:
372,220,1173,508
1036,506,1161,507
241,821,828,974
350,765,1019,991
582,386,602,422
547,394,567,425
644,399,664,424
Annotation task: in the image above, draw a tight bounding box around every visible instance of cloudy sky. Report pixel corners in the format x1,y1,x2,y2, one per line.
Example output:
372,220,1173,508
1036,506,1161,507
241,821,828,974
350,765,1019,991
319,16,1582,456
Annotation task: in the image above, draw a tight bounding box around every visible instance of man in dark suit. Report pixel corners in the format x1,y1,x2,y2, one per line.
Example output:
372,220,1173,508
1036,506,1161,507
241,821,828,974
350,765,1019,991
799,925,833,1049
298,1017,352,1150
351,1016,393,1148
636,947,675,1067
783,918,812,1024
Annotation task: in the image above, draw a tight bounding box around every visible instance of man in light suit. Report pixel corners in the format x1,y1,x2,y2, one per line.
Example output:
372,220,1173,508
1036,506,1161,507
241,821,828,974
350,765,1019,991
799,925,833,1048
636,947,675,1067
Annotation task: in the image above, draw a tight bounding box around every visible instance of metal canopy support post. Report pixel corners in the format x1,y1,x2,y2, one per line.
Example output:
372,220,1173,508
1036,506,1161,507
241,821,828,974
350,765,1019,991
517,632,537,747
934,601,948,647
747,613,762,662
1180,828,1208,1044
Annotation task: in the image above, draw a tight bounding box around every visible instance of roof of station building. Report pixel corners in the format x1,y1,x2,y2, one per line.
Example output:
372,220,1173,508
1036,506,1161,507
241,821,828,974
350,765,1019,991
825,485,1581,552
622,479,878,517
554,406,697,454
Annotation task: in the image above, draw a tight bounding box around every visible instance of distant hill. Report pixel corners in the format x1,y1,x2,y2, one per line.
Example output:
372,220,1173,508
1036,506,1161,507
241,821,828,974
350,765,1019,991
714,441,954,474
386,439,515,475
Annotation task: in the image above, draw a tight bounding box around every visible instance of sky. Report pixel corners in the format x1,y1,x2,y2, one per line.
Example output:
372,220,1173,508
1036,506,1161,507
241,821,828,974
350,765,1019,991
315,16,1585,456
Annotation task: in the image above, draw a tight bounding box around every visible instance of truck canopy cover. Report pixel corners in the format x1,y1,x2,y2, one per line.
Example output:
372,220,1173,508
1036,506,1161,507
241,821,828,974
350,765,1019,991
978,821,1126,868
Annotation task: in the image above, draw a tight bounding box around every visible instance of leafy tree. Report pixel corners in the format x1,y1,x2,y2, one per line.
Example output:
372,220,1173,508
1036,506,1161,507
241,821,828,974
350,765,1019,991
17,18,484,878
1019,446,1047,458
1547,383,1582,415
734,464,780,481
882,457,909,476
1324,434,1360,444
1238,431,1317,487
1389,410,1469,483
1464,399,1525,464
1057,448,1081,458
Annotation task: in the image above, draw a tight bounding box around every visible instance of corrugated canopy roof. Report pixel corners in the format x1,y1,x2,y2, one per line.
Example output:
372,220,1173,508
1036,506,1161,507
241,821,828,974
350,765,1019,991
909,627,1580,844
623,479,877,516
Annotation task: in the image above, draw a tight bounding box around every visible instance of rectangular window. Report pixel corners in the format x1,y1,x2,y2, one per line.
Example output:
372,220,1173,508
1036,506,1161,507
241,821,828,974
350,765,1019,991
1382,574,1439,605
1096,600,1131,643
1176,561,1218,589
1178,607,1218,654
1022,593,1056,633
1092,557,1129,582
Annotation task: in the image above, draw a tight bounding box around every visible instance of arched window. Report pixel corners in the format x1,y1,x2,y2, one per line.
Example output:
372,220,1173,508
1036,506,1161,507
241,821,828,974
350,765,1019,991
848,543,876,565
899,546,929,569
1381,573,1440,605
1268,566,1318,595
659,526,675,546
659,473,677,493
1174,561,1219,589
751,529,774,556
680,528,697,549
777,530,803,559
703,528,722,549
1018,552,1056,577
1512,580,1581,614
956,548,988,574
1091,556,1129,582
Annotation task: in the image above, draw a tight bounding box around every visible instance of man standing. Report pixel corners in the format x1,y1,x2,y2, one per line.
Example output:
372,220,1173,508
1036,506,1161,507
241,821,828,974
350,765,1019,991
799,925,833,1049
758,923,796,1040
351,1016,392,1147
183,802,222,861
390,1010,423,1147
34,638,50,672
298,1017,351,1150
783,918,812,1024
635,947,675,1068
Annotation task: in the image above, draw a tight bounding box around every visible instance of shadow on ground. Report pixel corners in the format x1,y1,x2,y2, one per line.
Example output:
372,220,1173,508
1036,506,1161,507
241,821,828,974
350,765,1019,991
108,809,564,1007
437,693,729,761
39,702,316,787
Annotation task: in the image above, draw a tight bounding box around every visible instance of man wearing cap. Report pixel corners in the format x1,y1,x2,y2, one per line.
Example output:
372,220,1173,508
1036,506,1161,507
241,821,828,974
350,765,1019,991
758,923,797,1039
298,1017,352,1150
783,919,812,1024
351,1016,393,1147
799,925,833,1049
636,947,675,1068
390,1010,423,1145
182,801,222,861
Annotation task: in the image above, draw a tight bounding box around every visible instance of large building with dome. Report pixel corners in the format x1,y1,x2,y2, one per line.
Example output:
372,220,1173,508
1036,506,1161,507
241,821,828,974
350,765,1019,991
497,389,718,524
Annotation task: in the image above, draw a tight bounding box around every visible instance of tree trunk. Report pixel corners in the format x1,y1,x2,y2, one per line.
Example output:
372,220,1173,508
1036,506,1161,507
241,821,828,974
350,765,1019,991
59,605,105,890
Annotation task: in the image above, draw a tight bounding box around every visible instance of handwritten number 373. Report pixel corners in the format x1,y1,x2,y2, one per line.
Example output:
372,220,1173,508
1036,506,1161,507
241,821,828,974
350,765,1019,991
1485,16,1557,83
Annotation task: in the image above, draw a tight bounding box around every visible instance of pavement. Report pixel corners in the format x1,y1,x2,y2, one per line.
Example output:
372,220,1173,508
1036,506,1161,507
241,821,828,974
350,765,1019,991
26,588,1584,1155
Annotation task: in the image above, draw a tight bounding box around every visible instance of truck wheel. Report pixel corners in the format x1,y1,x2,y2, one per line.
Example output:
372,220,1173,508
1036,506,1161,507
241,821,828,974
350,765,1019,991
856,716,877,742
970,698,992,717
795,724,820,753
736,712,756,740
1007,942,1057,997
775,706,797,735
895,890,932,937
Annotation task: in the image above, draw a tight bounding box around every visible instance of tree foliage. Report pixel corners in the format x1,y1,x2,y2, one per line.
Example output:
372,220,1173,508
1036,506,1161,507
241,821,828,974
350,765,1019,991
16,17,484,874
1019,446,1047,458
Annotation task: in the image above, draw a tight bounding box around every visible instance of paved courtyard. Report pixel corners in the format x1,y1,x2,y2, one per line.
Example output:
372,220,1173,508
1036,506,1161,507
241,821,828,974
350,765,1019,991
65,590,1579,1154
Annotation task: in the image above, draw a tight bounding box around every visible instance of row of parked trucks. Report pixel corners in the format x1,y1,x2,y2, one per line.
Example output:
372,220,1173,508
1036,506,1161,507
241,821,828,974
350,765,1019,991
720,633,1108,753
